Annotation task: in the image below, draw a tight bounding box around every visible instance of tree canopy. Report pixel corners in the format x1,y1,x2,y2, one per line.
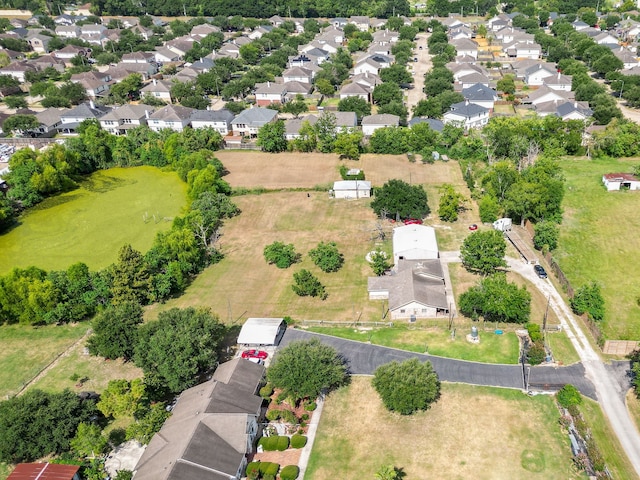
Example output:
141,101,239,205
372,358,440,414
87,301,143,360
459,274,531,324
309,241,344,273
371,179,430,221
266,339,347,402
460,230,508,275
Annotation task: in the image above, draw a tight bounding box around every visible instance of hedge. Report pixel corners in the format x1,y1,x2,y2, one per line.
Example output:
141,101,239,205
259,436,289,451
265,409,280,421
280,465,300,480
304,401,317,411
290,434,307,449
258,461,280,476
246,461,261,478
260,383,274,399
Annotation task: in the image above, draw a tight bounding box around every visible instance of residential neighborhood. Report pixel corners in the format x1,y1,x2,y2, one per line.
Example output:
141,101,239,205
1,4,640,480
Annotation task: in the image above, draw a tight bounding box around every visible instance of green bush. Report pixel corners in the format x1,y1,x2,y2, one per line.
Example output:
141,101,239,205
527,341,546,365
246,461,261,478
300,413,309,421
260,383,274,399
570,281,605,322
258,461,280,476
556,385,583,408
263,241,300,268
280,465,300,480
526,323,542,343
290,434,307,448
263,475,275,480
276,436,290,451
304,401,317,411
266,409,280,421
280,409,297,424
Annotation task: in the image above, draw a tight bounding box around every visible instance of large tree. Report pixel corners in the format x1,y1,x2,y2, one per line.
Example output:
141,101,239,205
134,307,226,394
257,119,288,153
370,179,430,220
460,230,507,275
459,274,531,324
87,301,143,360
267,339,347,402
0,389,98,463
372,358,440,415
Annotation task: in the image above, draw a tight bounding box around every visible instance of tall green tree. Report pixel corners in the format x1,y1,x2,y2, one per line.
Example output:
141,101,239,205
459,274,531,323
267,339,347,402
460,230,508,275
87,301,143,360
309,241,344,273
110,244,152,305
257,119,288,153
371,179,430,220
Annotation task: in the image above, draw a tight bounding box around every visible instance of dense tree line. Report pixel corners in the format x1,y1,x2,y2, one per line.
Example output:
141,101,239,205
0,123,239,325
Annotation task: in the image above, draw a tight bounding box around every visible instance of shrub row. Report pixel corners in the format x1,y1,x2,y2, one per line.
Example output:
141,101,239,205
290,434,307,449
258,435,290,451
280,465,300,480
265,408,297,424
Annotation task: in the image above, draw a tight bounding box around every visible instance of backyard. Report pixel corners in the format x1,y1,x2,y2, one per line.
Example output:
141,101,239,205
556,156,640,339
306,377,582,480
0,166,187,274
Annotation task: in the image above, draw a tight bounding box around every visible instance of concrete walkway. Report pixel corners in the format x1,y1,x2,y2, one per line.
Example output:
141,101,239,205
296,394,325,480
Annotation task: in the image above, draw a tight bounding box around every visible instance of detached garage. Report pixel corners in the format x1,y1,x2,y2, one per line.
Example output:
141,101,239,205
393,224,439,265
602,173,640,191
332,180,372,199
237,318,286,346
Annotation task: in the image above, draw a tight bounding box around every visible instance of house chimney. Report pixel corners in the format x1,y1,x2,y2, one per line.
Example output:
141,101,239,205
267,81,270,87
153,78,157,86
145,110,150,119
89,99,95,109
557,72,561,79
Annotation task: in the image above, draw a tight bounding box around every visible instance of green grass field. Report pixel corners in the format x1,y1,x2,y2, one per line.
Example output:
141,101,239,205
0,166,187,274
304,325,520,363
306,378,582,480
0,323,89,399
556,156,640,339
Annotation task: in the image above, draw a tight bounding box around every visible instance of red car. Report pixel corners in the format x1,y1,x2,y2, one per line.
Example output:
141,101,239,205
241,349,268,360
468,224,478,231
403,218,423,225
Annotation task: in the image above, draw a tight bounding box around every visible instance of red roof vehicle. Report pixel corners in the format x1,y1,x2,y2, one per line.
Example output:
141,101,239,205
241,349,268,360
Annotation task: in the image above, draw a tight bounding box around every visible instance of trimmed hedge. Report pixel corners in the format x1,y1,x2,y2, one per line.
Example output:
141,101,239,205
290,434,307,449
304,401,317,411
280,465,300,480
258,436,289,451
258,461,280,476
246,461,261,478
259,383,274,399
265,409,280,421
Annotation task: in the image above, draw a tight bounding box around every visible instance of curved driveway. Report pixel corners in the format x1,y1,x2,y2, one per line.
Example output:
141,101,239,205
280,328,596,399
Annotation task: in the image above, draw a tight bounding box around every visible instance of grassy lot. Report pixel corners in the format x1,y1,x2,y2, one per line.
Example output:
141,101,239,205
0,323,89,399
0,166,187,274
27,337,142,394
147,157,475,322
306,378,582,480
556,156,640,340
305,325,519,363
627,391,640,433
578,397,638,479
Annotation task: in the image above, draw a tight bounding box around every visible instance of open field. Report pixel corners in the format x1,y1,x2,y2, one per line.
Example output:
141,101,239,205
304,325,520,363
579,397,638,479
0,166,187,274
556,156,640,339
306,378,582,480
0,323,89,399
148,157,479,322
627,391,640,433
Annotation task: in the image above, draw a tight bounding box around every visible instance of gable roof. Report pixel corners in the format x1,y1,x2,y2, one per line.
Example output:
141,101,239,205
190,109,235,123
231,107,278,126
8,463,80,480
462,83,499,101
361,114,400,126
447,101,489,118
149,105,195,121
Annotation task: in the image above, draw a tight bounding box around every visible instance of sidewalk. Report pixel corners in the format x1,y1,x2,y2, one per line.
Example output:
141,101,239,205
296,394,325,479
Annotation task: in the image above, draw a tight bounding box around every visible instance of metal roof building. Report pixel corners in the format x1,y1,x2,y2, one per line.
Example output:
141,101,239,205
237,318,286,346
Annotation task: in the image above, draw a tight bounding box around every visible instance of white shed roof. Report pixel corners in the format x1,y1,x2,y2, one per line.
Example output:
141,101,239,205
237,318,285,345
333,180,372,190
393,225,438,257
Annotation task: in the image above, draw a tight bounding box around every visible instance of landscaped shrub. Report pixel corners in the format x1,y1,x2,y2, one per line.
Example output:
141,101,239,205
526,323,542,343
260,383,274,399
263,475,275,480
300,413,309,421
258,461,280,476
276,436,290,451
279,409,297,424
526,341,546,365
556,385,582,409
265,409,280,422
304,401,317,411
290,434,307,449
259,436,278,451
245,461,261,479
280,465,300,480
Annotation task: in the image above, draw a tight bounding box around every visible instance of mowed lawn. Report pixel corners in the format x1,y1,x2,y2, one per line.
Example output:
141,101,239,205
149,155,478,322
0,166,187,274
306,378,581,480
0,323,89,398
556,156,640,339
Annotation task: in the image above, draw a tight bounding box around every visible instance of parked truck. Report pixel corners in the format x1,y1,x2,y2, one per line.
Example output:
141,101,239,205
492,218,512,232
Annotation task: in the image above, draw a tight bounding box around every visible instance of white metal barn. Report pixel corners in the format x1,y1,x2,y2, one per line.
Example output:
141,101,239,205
237,318,286,346
392,225,439,265
602,173,640,191
332,180,371,199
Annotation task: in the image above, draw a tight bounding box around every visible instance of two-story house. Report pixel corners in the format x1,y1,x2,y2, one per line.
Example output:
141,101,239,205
99,104,155,135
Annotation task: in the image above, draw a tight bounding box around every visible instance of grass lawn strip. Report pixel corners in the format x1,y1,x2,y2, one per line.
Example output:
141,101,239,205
557,156,640,339
0,166,187,274
306,378,581,480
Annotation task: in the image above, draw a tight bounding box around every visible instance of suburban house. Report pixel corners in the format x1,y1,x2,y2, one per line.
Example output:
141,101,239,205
35,108,63,136
121,51,156,64
462,83,499,111
284,114,318,139
189,109,235,135
542,72,572,91
408,117,444,132
70,71,112,98
27,32,52,53
524,63,557,86
141,79,173,103
451,38,479,59
59,102,110,134
522,85,574,106
254,82,287,106
0,61,36,82
53,44,90,61
148,105,194,132
339,81,370,101
282,66,313,84
8,463,80,480
332,180,372,199
602,173,640,191
361,114,400,136
133,358,265,480
231,107,278,137
99,104,155,135
443,101,489,130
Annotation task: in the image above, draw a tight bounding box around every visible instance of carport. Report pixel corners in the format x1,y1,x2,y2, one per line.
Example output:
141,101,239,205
237,317,286,346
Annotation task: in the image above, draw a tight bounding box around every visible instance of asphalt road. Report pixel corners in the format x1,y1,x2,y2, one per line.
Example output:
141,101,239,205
280,328,597,399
